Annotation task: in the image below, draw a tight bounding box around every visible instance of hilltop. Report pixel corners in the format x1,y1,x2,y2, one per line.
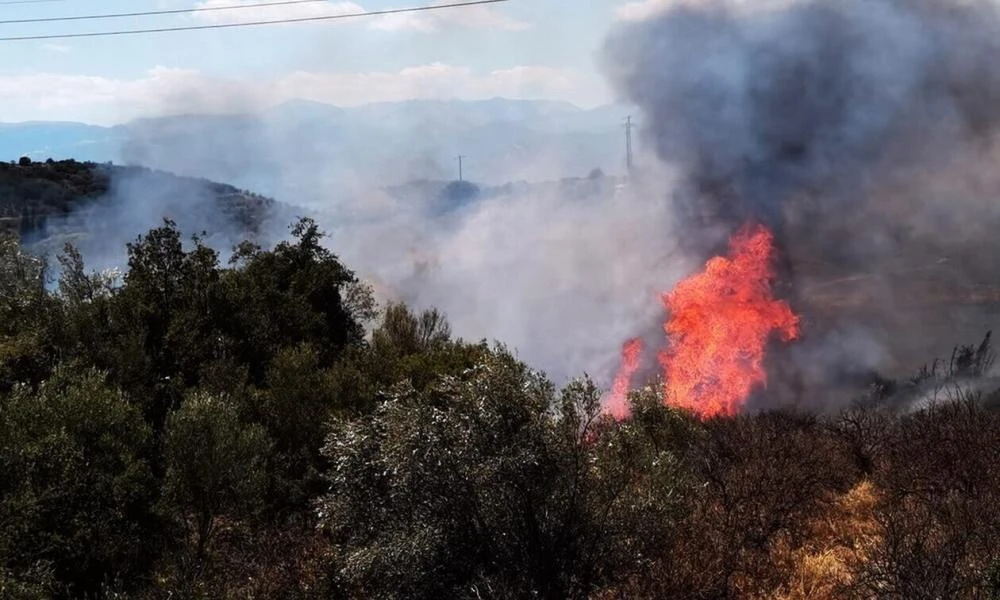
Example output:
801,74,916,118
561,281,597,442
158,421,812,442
0,157,280,250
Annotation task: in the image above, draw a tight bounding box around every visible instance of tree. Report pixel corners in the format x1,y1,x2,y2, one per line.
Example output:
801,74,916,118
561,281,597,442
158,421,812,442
850,399,1000,599
0,233,57,391
222,218,368,382
0,367,157,597
318,349,693,600
162,391,272,560
250,343,340,512
330,303,490,415
105,220,228,428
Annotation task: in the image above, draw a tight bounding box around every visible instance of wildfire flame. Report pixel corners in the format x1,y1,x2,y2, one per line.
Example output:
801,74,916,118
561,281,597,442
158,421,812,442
606,337,644,419
605,223,799,420
662,223,799,417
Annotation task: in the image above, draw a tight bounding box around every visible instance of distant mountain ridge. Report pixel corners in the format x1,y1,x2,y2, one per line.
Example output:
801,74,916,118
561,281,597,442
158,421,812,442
0,98,634,203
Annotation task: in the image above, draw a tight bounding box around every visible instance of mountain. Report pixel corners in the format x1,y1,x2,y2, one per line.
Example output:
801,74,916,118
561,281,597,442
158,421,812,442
0,121,124,164
0,98,634,205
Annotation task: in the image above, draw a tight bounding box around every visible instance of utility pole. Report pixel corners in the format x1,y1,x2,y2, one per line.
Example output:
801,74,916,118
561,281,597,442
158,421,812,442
456,154,465,181
624,116,634,174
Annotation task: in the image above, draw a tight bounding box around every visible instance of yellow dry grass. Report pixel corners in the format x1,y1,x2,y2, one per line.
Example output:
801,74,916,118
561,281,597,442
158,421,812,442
769,480,881,600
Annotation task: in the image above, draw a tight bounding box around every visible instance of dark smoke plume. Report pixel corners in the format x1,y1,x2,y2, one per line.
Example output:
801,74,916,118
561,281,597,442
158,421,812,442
603,0,1000,408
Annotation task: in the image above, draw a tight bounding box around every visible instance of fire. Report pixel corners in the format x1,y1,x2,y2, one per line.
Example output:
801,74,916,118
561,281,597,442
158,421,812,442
605,337,644,419
660,223,799,417
605,223,798,420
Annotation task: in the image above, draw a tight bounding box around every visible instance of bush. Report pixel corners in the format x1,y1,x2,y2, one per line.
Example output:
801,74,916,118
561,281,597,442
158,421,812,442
0,367,157,597
162,391,272,560
318,350,694,600
849,400,1000,599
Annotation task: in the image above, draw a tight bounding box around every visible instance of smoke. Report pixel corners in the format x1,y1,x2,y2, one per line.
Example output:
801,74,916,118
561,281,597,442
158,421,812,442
90,95,676,386
35,0,1000,403
603,0,1000,408
25,165,287,279
603,0,1000,235
325,171,693,384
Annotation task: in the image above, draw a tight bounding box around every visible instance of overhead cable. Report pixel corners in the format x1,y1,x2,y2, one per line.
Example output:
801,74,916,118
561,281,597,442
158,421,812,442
0,0,509,41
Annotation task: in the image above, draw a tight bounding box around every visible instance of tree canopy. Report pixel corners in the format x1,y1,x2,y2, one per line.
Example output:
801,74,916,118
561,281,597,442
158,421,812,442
1,216,999,599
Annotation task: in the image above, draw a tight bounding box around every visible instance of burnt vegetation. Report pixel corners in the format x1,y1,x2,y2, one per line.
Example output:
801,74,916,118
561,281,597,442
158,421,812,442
0,215,999,599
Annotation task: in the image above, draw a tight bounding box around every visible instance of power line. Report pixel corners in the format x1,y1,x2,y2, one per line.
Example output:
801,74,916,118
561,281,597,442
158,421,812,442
0,0,348,25
0,0,509,41
0,0,70,5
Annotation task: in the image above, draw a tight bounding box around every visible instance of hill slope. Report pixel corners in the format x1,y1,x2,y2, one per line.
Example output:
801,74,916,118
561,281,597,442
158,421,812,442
0,158,278,240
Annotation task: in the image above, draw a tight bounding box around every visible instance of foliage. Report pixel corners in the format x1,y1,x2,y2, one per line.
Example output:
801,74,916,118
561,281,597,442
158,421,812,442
162,391,272,559
0,159,275,238
0,367,157,597
2,211,1000,599
849,399,1000,599
318,350,694,600
222,218,368,380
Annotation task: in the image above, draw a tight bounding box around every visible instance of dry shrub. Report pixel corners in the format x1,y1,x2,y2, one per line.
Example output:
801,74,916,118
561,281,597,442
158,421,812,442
143,521,337,599
848,400,1000,599
655,411,858,599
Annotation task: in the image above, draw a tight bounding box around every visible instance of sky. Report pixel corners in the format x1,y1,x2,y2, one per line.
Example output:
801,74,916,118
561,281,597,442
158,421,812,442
0,0,673,124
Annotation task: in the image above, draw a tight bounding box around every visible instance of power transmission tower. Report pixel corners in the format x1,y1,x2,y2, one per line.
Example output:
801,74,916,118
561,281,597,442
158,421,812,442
624,115,634,174
456,154,465,181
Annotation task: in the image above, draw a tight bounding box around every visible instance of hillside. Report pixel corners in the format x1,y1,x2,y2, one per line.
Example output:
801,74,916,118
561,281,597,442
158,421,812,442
0,157,279,242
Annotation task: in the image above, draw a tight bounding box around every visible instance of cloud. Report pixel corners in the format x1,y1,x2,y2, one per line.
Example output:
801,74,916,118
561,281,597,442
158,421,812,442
614,0,792,21
0,63,590,124
371,1,531,32
614,0,675,21
191,0,365,24
191,0,530,31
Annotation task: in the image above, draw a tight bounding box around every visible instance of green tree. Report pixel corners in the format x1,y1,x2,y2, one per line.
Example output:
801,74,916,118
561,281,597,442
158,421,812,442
331,303,490,414
0,367,157,597
318,349,692,600
163,391,272,559
105,221,228,428
222,218,368,382
240,343,341,512
0,233,57,391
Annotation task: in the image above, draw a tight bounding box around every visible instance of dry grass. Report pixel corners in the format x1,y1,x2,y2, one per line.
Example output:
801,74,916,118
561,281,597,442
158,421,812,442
769,480,880,600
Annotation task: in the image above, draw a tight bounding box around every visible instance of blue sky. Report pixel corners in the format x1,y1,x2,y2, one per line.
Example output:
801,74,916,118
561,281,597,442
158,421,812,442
0,0,670,124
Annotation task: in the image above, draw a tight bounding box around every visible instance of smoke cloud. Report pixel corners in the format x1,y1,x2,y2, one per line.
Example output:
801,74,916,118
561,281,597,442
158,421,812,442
324,171,693,384
602,0,1000,408
26,166,286,280
36,0,1000,405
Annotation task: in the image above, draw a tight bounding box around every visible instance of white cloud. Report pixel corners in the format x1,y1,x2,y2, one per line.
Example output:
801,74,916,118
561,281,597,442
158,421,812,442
191,0,530,31
0,63,590,124
371,1,531,32
191,0,365,24
615,0,675,21
614,0,795,20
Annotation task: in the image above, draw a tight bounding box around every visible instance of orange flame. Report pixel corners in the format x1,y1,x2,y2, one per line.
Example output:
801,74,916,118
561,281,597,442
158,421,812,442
605,337,644,420
660,223,799,417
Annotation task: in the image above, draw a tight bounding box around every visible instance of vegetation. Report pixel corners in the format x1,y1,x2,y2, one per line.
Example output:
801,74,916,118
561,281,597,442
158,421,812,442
0,158,275,238
1,214,1000,599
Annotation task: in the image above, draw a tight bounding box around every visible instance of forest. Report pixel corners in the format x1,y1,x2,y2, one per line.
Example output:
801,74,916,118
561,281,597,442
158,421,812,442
1,216,1000,599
